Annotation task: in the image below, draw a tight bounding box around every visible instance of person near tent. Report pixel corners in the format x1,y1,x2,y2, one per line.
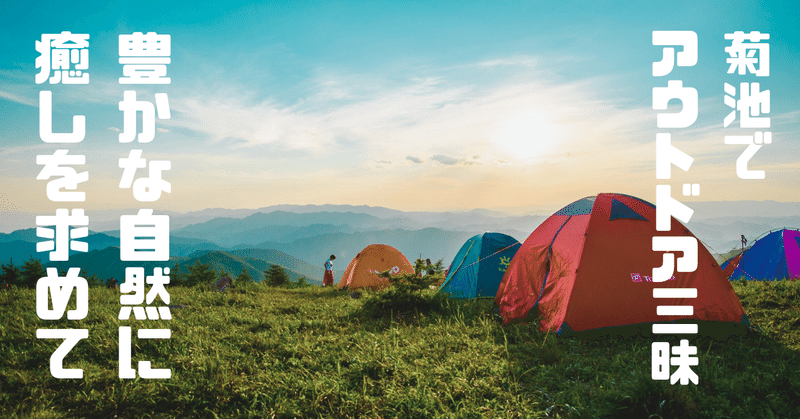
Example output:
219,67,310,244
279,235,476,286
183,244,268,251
323,255,336,287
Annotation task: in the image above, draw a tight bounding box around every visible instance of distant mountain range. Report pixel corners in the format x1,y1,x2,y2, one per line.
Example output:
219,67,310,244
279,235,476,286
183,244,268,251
238,228,481,269
0,230,223,258
14,246,323,286
6,200,798,233
687,216,800,253
2,202,798,284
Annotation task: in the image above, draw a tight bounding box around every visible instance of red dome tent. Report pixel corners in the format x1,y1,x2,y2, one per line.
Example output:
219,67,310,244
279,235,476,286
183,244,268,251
495,193,749,334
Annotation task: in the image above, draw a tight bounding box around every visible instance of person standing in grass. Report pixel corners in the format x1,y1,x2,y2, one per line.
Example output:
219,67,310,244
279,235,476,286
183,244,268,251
323,255,336,287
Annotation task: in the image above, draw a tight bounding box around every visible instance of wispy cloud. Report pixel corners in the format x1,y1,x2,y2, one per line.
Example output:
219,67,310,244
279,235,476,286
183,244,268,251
428,154,486,166
406,156,423,163
168,56,626,164
0,90,36,107
476,56,540,68
1,69,160,109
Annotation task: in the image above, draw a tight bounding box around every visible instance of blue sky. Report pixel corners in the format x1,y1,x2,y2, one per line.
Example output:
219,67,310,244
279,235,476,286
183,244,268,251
1,1,799,231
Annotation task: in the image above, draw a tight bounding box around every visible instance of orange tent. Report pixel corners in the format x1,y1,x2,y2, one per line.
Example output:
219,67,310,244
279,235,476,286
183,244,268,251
338,244,415,290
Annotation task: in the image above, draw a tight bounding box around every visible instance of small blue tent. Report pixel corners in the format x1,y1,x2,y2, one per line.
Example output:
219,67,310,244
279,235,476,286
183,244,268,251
439,232,521,298
721,228,800,281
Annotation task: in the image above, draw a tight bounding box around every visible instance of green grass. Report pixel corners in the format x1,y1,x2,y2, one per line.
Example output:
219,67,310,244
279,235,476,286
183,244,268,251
1,280,799,418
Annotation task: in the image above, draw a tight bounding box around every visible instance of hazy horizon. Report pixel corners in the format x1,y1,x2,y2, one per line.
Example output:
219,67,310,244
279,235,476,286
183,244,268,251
2,199,799,234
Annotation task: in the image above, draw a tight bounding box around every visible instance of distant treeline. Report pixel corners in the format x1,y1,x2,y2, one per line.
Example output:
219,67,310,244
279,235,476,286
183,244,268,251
0,258,311,289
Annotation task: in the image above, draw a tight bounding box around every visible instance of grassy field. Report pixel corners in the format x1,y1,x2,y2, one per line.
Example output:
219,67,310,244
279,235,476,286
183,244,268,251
1,280,799,419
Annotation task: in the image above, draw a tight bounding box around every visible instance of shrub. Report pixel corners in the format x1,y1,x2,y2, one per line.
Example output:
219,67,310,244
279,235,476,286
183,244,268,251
356,270,447,319
290,276,310,288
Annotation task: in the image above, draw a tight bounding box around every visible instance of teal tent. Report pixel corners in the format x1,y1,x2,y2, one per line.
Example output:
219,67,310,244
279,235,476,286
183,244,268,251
438,232,521,298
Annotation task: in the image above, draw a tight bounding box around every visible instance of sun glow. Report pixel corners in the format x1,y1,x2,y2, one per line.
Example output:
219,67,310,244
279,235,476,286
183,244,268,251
494,111,559,161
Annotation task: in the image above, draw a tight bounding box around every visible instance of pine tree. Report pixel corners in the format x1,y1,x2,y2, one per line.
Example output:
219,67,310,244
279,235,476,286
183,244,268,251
20,257,47,288
264,264,289,287
0,259,21,287
171,262,185,286
432,259,445,276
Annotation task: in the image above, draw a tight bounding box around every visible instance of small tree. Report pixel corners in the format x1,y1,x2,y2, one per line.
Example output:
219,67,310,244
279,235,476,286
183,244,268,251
236,268,254,286
80,268,104,287
264,264,289,287
413,258,426,276
431,259,445,276
185,260,216,287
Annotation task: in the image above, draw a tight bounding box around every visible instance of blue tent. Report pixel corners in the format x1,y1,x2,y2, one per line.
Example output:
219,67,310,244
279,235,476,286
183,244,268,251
439,232,521,298
721,228,800,281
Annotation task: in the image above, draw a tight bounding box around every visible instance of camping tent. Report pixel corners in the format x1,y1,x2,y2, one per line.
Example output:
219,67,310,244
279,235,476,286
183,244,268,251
438,232,521,298
721,229,800,281
494,193,749,334
337,244,415,290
